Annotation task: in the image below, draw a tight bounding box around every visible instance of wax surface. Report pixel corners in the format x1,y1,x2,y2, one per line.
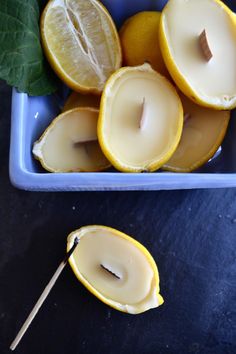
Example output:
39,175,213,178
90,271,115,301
102,67,182,168
33,109,108,172
162,0,236,102
69,227,157,308
164,94,230,171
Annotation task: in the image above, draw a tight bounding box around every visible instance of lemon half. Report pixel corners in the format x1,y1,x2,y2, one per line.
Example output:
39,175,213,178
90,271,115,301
163,93,230,172
98,64,183,172
120,11,169,77
41,0,122,94
33,108,110,172
67,225,164,314
160,0,236,109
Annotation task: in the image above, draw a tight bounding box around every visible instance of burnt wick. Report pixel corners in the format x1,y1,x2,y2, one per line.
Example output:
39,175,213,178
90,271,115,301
100,264,121,279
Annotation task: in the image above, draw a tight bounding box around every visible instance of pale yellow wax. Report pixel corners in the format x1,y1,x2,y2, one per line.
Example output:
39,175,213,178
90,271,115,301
68,226,159,313
162,0,236,103
103,67,182,168
164,93,230,171
33,109,108,172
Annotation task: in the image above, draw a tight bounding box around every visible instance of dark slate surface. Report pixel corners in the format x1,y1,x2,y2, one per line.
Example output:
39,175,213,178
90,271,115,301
0,81,236,354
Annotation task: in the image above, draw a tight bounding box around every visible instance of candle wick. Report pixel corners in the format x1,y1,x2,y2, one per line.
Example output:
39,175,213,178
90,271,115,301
100,264,121,279
73,137,97,155
184,113,191,123
73,137,97,148
139,97,147,130
199,29,213,62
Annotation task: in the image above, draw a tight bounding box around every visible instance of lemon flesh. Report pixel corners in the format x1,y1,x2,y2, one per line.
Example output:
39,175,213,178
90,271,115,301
98,64,183,172
160,0,236,109
163,93,230,172
67,225,164,314
33,108,110,172
41,0,122,93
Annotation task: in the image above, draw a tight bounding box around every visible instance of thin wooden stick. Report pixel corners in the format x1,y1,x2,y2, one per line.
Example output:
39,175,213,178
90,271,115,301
10,238,79,351
139,97,147,130
199,29,213,62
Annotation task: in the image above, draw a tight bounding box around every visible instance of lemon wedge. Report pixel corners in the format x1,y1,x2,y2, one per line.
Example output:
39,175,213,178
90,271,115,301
98,63,183,172
163,93,230,172
160,0,236,109
41,0,122,93
120,11,169,77
67,225,164,314
62,92,100,112
33,108,110,172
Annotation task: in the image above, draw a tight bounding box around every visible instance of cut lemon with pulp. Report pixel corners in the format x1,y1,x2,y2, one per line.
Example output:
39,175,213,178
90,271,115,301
159,0,236,109
62,92,100,112
120,11,169,77
33,108,110,172
98,64,183,172
41,0,122,93
163,93,230,172
67,225,164,314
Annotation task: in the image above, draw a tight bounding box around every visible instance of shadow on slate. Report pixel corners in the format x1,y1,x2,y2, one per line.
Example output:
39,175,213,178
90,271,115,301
0,79,236,354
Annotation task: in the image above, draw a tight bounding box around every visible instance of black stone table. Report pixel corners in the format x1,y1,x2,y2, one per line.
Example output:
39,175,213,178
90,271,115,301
0,81,236,354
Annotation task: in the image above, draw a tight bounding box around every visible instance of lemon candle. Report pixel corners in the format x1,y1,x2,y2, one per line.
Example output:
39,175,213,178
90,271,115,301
163,93,230,172
98,63,183,172
160,0,236,110
67,225,164,314
33,108,110,172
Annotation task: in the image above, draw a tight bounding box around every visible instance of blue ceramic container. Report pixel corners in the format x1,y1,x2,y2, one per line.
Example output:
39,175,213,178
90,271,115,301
9,0,236,191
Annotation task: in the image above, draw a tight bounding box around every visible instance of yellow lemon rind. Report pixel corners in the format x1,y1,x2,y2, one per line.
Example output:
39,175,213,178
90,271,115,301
98,64,184,173
159,0,236,110
67,225,164,314
119,11,170,78
62,92,101,112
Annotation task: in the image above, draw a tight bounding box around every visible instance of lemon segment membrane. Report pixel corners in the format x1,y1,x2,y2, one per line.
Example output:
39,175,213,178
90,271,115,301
41,0,122,93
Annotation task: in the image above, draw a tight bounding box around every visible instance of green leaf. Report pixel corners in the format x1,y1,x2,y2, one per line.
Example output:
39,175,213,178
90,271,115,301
0,0,58,96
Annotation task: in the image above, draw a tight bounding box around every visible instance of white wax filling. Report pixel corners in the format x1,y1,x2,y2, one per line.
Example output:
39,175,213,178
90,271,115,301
70,228,156,306
104,71,181,167
162,0,236,100
34,110,108,171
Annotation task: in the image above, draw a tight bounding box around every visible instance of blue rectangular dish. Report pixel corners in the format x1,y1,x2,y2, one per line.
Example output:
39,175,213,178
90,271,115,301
9,0,236,191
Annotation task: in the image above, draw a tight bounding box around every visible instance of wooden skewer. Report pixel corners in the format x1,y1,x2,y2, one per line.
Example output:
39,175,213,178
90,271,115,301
139,97,147,130
199,29,213,62
10,238,79,351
